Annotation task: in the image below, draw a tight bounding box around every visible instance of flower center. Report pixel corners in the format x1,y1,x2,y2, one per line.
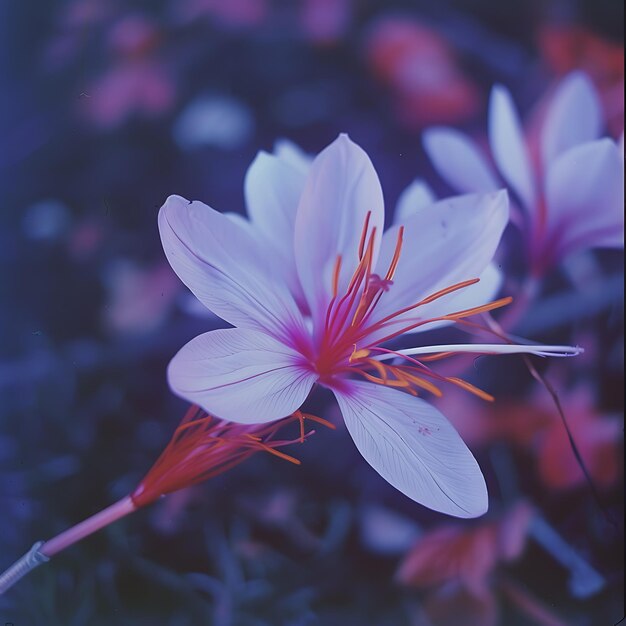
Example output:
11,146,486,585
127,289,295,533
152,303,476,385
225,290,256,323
312,212,512,400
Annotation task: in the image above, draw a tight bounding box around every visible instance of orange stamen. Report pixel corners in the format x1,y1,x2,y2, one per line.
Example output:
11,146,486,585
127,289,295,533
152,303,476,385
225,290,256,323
350,347,371,361
374,278,481,328
244,434,302,465
300,412,337,430
331,255,342,299
384,226,404,281
358,211,372,259
393,368,443,397
441,296,513,321
420,352,456,362
445,377,495,402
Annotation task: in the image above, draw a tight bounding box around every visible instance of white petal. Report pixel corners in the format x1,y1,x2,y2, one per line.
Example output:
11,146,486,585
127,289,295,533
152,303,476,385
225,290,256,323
159,195,306,342
333,381,488,518
443,262,502,309
423,127,500,193
273,138,313,173
393,179,436,225
489,86,537,212
545,139,624,258
541,72,603,167
294,134,385,324
245,150,306,239
244,151,308,306
371,191,508,340
168,328,316,423
224,211,254,231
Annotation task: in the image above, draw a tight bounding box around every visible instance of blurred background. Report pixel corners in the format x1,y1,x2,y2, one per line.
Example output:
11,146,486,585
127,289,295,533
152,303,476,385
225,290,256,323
0,1,623,624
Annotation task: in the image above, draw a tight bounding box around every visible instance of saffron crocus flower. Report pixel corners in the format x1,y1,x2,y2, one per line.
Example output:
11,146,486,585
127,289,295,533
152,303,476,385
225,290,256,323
423,72,624,276
159,134,579,518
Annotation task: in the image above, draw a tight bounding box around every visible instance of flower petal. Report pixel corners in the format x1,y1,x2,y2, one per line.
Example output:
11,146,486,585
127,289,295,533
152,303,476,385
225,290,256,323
244,151,308,307
294,134,385,325
168,328,316,423
159,195,307,342
273,138,312,173
245,150,306,241
489,86,536,212
541,72,602,167
423,127,499,193
371,191,508,339
545,139,624,259
333,381,488,517
393,179,436,225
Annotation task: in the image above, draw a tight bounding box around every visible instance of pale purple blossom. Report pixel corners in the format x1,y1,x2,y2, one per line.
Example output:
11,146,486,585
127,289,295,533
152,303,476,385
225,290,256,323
424,72,624,276
159,135,579,517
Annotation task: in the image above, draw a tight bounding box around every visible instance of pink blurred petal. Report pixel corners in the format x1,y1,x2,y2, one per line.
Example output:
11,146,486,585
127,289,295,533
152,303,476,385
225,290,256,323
365,18,480,127
537,392,622,490
300,0,352,45
397,524,497,590
103,261,181,335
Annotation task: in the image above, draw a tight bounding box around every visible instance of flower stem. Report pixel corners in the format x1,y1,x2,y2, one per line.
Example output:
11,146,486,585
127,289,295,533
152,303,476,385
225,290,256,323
0,542,49,595
0,496,137,595
40,495,137,558
500,577,569,626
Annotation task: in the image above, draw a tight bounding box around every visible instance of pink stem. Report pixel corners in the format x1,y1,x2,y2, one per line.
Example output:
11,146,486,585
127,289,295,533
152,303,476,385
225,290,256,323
40,495,137,558
497,277,539,331
500,579,569,626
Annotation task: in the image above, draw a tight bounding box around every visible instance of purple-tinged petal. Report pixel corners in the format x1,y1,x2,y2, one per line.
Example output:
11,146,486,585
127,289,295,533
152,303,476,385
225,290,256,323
333,381,488,518
371,191,508,339
423,127,499,194
168,328,316,423
489,86,536,212
224,211,255,232
244,151,308,307
273,138,312,173
393,179,436,225
545,139,624,259
245,150,307,239
443,262,502,310
294,134,385,325
541,72,602,167
159,195,307,342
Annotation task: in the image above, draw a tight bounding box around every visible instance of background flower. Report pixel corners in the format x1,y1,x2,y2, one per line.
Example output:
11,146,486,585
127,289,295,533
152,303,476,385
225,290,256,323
423,71,624,276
